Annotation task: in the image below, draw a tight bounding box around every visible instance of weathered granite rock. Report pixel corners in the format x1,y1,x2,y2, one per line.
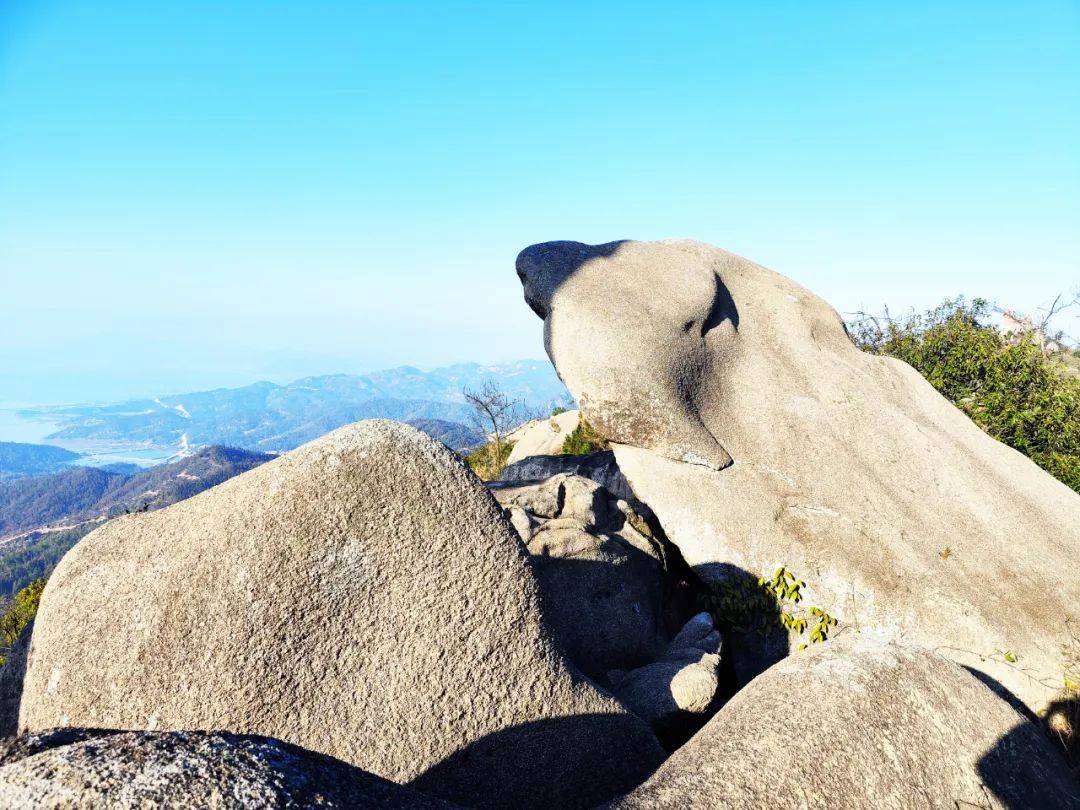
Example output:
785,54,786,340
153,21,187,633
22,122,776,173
526,525,666,680
0,729,453,808
506,410,580,464
490,473,668,680
19,421,664,809
0,726,108,765
609,636,1080,809
501,450,637,503
608,612,722,745
517,238,1080,712
517,240,734,471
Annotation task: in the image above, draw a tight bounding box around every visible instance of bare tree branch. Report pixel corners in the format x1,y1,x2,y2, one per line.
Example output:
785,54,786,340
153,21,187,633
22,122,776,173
462,380,526,478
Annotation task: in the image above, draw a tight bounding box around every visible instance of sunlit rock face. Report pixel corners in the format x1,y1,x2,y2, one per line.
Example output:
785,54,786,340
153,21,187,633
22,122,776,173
17,420,664,810
517,240,736,471
517,238,1080,713
608,635,1080,809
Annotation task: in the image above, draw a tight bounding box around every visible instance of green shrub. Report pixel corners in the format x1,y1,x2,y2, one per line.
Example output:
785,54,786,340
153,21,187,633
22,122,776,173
699,566,839,648
465,440,515,481
0,577,46,668
560,417,609,455
852,298,1080,492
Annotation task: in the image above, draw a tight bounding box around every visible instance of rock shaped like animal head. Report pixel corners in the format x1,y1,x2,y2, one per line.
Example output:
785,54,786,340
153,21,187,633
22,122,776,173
516,239,740,470
517,238,866,471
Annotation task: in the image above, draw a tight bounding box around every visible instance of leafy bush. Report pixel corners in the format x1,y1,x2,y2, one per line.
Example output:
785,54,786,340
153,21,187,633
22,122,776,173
0,577,46,667
465,440,515,481
700,566,838,647
560,417,609,456
851,298,1080,492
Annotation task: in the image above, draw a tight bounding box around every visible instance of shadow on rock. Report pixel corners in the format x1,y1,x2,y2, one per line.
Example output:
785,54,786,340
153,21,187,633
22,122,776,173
695,562,790,698
515,240,627,320
962,665,1039,723
976,714,1080,808
1041,692,1080,775
529,550,670,681
409,714,659,810
0,620,33,738
966,666,1080,804
0,728,454,808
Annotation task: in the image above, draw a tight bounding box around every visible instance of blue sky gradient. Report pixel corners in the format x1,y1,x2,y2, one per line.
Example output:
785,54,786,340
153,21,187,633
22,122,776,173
1,1,1077,404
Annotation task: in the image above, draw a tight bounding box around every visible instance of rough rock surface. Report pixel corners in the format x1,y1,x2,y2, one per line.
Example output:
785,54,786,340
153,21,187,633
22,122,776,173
490,472,669,680
18,420,664,809
609,636,1080,809
501,450,637,503
517,238,1080,712
505,409,580,464
607,612,722,746
0,729,453,808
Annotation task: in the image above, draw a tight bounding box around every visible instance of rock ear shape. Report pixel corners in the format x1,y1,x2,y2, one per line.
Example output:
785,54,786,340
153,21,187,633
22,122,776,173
517,238,1080,713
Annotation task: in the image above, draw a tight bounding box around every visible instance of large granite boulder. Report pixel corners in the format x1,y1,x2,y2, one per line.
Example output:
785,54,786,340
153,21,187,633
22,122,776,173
490,472,669,680
0,729,452,808
609,636,1079,808
607,611,722,748
505,409,580,464
516,240,734,471
516,238,1080,712
18,421,664,809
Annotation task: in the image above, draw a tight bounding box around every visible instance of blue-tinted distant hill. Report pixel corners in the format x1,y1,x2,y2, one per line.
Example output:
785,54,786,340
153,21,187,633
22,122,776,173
404,419,484,451
22,360,569,453
0,442,82,480
0,446,272,597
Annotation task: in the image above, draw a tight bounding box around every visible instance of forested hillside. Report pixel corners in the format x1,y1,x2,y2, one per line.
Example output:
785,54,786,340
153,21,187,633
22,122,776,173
0,442,81,480
0,446,272,597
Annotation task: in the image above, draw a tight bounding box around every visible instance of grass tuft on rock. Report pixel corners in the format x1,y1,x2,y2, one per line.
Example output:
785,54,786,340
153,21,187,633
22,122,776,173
561,418,610,456
465,440,515,481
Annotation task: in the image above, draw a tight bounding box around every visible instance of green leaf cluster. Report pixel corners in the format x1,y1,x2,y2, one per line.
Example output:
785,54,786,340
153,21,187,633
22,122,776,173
0,577,46,668
701,566,838,647
560,417,609,456
851,298,1080,492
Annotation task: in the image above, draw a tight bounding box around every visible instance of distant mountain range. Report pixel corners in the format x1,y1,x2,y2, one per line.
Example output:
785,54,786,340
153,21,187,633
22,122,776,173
402,419,485,451
0,442,82,480
19,361,568,454
0,446,272,597
0,360,568,600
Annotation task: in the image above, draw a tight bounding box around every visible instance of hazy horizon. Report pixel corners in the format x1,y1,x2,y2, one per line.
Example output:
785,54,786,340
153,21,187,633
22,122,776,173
3,2,1078,405
0,356,558,409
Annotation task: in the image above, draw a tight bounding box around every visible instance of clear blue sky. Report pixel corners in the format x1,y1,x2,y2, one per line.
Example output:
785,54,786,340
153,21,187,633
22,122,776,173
1,1,1077,405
